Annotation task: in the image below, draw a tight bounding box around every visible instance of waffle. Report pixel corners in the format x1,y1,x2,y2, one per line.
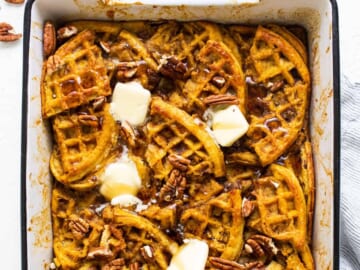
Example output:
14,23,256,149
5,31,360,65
183,40,246,115
145,97,225,180
180,189,244,261
41,30,112,118
247,164,307,251
50,102,117,185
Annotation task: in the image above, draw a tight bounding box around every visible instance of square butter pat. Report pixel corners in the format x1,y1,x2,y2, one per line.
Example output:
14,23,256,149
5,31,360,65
110,81,151,126
211,105,249,147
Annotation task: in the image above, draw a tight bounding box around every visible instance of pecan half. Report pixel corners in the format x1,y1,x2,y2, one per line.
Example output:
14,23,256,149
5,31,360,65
78,114,99,128
87,246,113,260
119,121,137,148
246,239,265,258
159,169,186,202
209,257,264,270
43,21,56,58
5,0,24,3
250,234,278,255
129,262,140,270
203,94,238,106
244,234,278,260
102,258,125,270
211,75,226,88
57,25,78,41
68,215,90,240
140,245,154,263
158,55,188,80
168,154,191,171
0,22,22,42
242,197,255,218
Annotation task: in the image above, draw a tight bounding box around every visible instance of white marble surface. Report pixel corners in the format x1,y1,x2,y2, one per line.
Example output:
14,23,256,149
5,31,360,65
0,0,357,269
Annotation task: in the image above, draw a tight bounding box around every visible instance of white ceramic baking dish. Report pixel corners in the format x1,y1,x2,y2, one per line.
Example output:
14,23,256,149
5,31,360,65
21,0,340,269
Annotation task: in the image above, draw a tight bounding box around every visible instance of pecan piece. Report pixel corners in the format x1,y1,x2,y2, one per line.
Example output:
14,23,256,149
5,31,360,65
68,215,90,240
268,80,285,92
242,197,255,218
92,96,107,111
102,258,125,270
43,21,56,58
57,25,78,41
209,257,264,270
46,55,64,75
99,40,111,53
0,22,22,42
140,245,154,263
78,114,99,128
168,154,191,171
129,262,140,270
246,239,265,258
158,55,188,80
211,76,226,88
203,94,238,106
5,0,24,3
119,121,137,148
159,169,186,202
250,234,278,255
87,246,113,260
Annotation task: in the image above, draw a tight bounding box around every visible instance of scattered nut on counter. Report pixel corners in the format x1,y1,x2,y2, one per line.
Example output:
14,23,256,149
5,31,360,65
0,22,22,42
5,0,25,4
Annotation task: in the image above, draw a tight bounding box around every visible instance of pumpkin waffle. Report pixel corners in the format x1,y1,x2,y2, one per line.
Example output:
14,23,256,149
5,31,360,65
183,39,246,115
41,29,112,118
145,97,225,180
247,164,307,251
50,102,117,185
180,189,245,262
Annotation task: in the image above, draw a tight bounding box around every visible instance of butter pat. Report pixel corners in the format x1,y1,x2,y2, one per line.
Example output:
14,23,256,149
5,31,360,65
110,81,151,126
209,105,249,147
100,156,141,200
167,239,208,270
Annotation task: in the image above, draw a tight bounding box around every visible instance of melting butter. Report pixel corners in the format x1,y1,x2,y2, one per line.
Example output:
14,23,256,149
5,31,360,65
167,239,208,270
110,81,151,126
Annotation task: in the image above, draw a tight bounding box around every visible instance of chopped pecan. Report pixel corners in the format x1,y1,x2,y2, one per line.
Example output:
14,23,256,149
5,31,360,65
0,22,22,42
46,55,64,75
109,225,126,250
129,262,140,270
5,0,24,3
43,21,56,57
203,94,238,106
140,245,154,263
246,239,265,258
268,80,285,92
68,215,89,240
242,197,255,218
209,257,264,270
119,121,137,148
102,258,125,270
168,154,191,171
57,25,78,40
78,114,99,127
99,40,111,53
158,55,188,80
159,169,186,202
92,96,107,111
115,61,143,81
211,76,226,88
87,246,113,260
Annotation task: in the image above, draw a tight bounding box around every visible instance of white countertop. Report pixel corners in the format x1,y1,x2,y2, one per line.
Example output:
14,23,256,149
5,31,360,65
0,0,358,269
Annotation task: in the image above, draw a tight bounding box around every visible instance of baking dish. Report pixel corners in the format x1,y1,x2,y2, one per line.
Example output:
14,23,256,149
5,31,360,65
21,0,340,269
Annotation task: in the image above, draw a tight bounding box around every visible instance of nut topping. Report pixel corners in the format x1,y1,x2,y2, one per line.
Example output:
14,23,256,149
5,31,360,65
203,94,238,106
57,25,78,40
0,22,22,42
119,121,137,148
87,246,113,260
209,257,264,270
5,0,24,3
211,76,226,88
102,258,125,270
92,96,107,111
43,21,56,58
129,262,140,270
140,245,154,263
242,197,255,217
99,40,111,53
78,114,99,127
159,169,186,202
68,215,90,240
244,234,278,259
268,80,285,92
246,238,265,257
115,61,143,81
46,55,64,75
158,55,188,80
168,154,191,171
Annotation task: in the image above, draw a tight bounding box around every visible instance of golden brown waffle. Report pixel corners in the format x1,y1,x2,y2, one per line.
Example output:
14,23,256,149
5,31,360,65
50,102,117,185
145,97,225,180
247,164,307,251
41,30,112,118
180,189,244,261
183,40,246,115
